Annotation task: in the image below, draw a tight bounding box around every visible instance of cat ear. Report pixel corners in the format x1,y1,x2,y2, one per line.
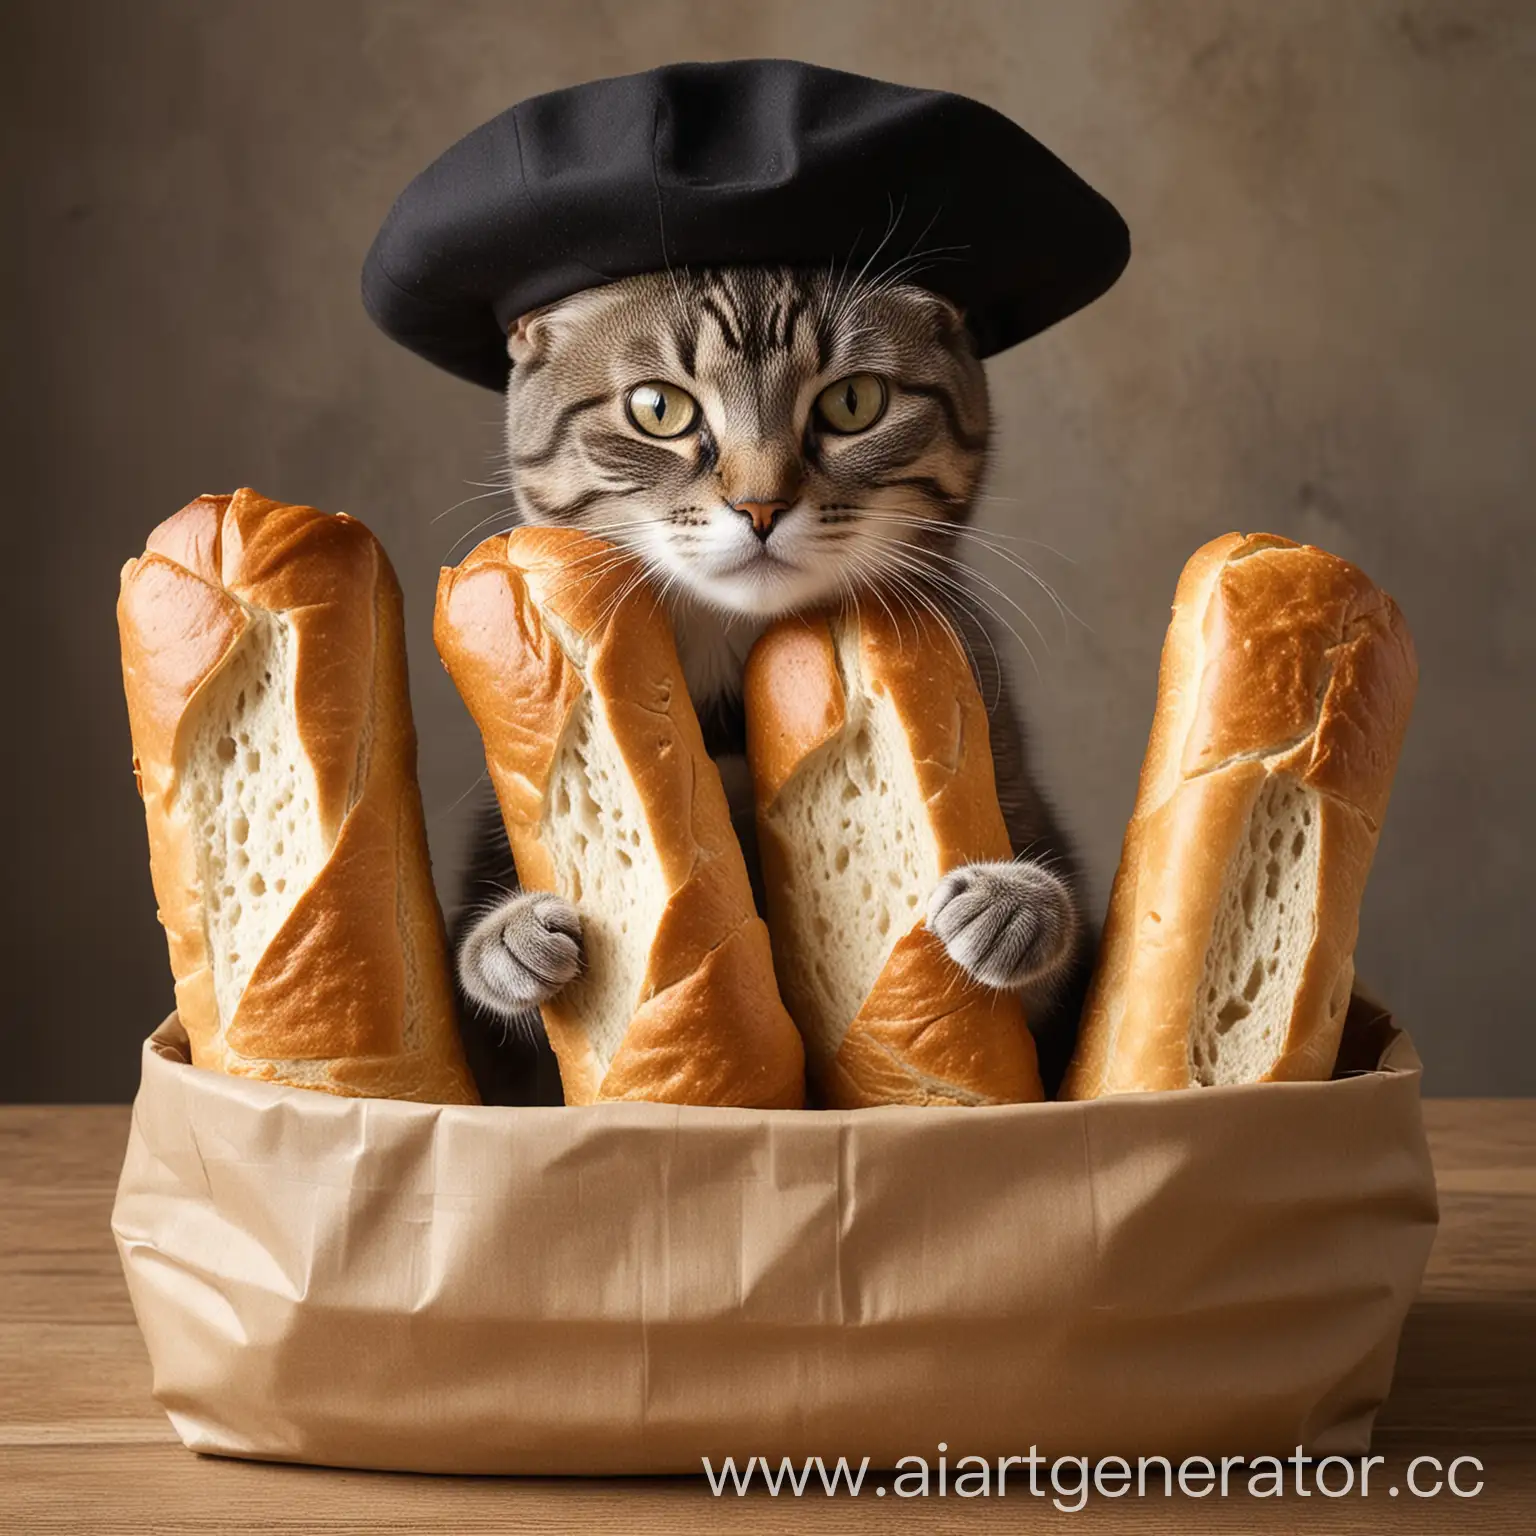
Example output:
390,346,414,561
508,307,553,365
928,293,968,341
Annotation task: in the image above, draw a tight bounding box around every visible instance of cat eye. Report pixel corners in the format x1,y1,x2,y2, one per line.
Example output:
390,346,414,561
814,373,887,434
626,381,699,439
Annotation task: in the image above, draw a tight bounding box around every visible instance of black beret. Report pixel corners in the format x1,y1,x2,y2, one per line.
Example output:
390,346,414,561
362,59,1130,390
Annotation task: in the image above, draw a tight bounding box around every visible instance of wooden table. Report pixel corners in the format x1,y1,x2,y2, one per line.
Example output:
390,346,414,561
2,1104,1532,1533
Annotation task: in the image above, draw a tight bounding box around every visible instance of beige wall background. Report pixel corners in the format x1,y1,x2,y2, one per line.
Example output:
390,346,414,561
4,0,1530,1099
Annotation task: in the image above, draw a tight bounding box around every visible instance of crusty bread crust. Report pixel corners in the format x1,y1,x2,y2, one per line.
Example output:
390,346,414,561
117,489,477,1104
434,527,805,1108
1062,533,1417,1098
746,603,1043,1108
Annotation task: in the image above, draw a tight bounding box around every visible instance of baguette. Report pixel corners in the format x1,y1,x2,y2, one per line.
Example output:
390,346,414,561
744,602,1043,1108
117,489,477,1103
1063,532,1417,1098
433,527,805,1108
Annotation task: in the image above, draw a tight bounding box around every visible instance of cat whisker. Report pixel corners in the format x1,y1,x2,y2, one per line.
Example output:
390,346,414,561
884,507,1051,549
967,503,1080,561
870,565,1007,716
534,538,670,611
861,567,920,650
850,506,1080,639
832,505,1065,651
826,196,909,338
426,769,492,829
876,524,1069,644
440,483,668,561
872,566,961,656
431,481,516,526
443,504,522,561
828,210,973,334
864,553,1007,708
515,520,676,609
536,551,638,604
845,240,971,316
881,535,1052,665
879,502,1078,572
868,540,1042,686
585,553,670,634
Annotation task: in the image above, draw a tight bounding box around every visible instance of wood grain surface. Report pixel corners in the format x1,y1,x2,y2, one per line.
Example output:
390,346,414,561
2,1102,1532,1533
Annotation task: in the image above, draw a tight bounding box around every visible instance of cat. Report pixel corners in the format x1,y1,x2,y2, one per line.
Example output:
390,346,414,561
450,264,1089,1103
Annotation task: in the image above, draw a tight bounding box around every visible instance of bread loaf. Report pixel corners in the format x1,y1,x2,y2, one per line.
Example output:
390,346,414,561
434,527,805,1108
1063,533,1417,1098
117,489,477,1103
744,602,1043,1108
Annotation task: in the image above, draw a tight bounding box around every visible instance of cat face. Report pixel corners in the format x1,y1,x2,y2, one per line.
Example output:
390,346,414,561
503,266,988,618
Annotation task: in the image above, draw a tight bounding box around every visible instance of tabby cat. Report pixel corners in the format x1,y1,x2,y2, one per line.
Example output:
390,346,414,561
451,265,1088,1101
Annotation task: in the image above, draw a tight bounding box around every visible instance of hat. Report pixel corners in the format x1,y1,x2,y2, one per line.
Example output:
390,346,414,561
362,59,1130,390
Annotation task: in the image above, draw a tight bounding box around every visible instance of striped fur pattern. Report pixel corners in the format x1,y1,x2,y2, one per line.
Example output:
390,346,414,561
453,266,1088,1104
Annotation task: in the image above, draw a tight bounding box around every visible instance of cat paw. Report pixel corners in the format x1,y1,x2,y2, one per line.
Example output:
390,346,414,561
925,860,1077,993
457,891,583,1019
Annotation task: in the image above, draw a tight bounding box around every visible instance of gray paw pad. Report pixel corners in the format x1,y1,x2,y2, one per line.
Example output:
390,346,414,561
925,860,1075,991
458,892,583,1018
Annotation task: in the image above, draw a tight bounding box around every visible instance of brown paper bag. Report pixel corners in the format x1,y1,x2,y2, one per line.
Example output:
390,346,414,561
111,997,1437,1474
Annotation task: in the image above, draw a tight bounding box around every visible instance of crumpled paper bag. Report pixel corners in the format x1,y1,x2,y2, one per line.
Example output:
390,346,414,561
112,997,1437,1474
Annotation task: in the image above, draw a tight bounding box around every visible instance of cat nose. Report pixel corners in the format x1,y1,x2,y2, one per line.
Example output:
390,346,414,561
731,499,790,541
